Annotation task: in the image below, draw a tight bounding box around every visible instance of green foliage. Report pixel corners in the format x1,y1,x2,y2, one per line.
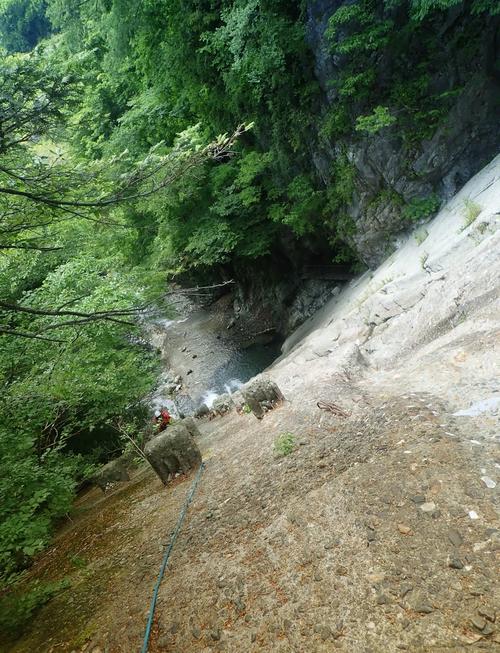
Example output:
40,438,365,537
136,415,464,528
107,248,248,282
0,578,70,635
402,195,441,223
274,432,296,457
461,198,482,229
0,0,50,52
355,106,396,135
414,228,429,245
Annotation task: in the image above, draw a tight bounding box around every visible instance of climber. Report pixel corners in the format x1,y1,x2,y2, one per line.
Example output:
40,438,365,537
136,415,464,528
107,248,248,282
153,408,171,432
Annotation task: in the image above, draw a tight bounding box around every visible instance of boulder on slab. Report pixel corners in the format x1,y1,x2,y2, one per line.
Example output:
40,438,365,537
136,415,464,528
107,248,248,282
241,378,285,419
211,393,234,417
92,456,130,493
144,419,202,485
194,403,210,419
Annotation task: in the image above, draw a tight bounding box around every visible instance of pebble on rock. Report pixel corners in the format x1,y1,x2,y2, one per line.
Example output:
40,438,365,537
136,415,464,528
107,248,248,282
447,557,464,569
415,603,433,614
398,524,412,535
420,502,436,513
448,529,463,547
471,615,487,631
478,606,496,623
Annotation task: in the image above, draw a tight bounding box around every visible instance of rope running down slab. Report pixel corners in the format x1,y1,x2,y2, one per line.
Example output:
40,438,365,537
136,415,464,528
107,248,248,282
141,462,205,653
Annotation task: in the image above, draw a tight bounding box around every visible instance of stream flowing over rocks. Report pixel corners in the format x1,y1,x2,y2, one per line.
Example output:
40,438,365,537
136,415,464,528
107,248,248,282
145,278,342,416
8,155,500,653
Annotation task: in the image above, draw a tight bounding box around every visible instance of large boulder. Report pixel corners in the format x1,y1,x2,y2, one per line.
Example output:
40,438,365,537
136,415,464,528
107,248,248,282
211,393,234,417
144,419,202,485
92,456,130,493
180,416,202,439
241,378,285,420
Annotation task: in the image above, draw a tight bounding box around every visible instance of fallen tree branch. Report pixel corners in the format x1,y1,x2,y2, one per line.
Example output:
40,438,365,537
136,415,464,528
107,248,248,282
317,400,351,418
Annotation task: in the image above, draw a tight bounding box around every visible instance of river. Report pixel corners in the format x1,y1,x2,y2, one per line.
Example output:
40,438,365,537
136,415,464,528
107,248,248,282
147,293,283,415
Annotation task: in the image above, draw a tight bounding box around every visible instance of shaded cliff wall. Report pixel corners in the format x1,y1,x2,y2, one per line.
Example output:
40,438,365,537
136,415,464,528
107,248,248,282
306,0,500,266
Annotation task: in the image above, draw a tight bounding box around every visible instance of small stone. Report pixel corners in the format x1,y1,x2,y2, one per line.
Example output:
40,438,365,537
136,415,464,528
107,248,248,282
251,632,257,643
186,369,193,375
234,597,245,611
366,572,385,584
480,476,496,489
459,632,482,644
367,530,376,542
398,524,412,535
210,628,221,641
336,565,348,576
448,529,463,547
192,354,198,359
447,557,464,569
314,625,332,640
420,502,436,513
470,585,489,596
377,594,389,605
471,616,487,631
482,623,495,636
478,607,496,623
410,495,426,504
400,584,413,598
192,627,202,639
415,603,433,614
314,572,322,582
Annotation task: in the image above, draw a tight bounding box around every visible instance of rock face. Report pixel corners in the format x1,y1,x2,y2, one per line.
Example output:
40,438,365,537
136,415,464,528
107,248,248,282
92,456,130,493
285,281,341,333
241,378,285,419
144,419,202,485
306,0,500,267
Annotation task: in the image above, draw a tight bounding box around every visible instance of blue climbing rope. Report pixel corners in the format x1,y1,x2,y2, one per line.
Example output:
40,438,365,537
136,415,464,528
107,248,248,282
141,462,205,653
